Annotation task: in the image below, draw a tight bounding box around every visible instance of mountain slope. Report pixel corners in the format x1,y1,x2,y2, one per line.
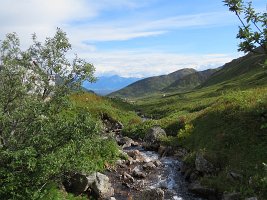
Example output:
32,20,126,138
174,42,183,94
124,52,267,198
200,52,267,89
109,68,196,98
162,68,218,93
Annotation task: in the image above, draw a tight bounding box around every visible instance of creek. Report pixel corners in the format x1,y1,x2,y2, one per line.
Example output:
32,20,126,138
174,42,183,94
107,144,205,200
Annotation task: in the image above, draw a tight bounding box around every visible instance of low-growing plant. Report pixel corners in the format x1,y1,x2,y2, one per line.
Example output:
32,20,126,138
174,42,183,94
122,120,158,139
177,123,194,139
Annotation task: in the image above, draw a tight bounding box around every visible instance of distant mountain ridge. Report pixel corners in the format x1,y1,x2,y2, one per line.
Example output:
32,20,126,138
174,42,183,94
82,75,141,95
109,68,219,98
109,68,197,98
163,68,218,93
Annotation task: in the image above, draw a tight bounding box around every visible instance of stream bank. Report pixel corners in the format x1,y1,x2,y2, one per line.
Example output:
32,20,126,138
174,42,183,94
107,135,205,200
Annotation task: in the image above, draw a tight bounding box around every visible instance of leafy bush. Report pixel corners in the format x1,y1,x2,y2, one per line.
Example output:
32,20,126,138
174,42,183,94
122,120,158,139
0,30,119,199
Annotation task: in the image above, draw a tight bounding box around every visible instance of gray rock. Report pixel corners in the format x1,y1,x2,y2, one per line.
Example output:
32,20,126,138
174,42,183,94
222,192,241,200
143,162,156,170
188,182,216,198
87,172,97,185
195,153,215,174
126,150,145,162
117,136,135,148
92,172,114,199
228,171,243,181
144,126,167,144
138,188,164,200
132,166,146,178
127,150,141,159
143,142,160,151
153,159,162,167
63,173,96,195
122,172,134,183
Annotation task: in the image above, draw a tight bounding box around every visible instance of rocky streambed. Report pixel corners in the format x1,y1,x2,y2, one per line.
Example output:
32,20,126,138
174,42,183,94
107,136,205,200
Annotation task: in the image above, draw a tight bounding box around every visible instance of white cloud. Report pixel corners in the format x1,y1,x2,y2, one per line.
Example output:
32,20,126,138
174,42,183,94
80,51,239,77
0,0,240,78
65,11,235,44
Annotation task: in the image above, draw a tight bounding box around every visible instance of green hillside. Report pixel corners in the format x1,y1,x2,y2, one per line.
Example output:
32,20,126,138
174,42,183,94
109,68,196,98
200,53,267,89
163,68,218,93
122,52,267,199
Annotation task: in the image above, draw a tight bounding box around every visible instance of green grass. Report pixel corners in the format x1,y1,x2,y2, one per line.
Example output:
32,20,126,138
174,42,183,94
122,54,267,198
70,92,141,126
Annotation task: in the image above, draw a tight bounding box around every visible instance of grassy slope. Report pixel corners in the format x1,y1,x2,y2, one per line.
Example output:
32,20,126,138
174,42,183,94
163,68,218,93
71,92,140,125
125,53,267,198
109,68,196,98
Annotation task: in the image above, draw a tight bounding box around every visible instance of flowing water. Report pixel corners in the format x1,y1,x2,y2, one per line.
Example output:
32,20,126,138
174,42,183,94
108,145,204,200
136,148,203,200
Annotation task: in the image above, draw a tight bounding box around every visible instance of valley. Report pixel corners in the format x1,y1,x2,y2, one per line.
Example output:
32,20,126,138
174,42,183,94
1,1,266,200
105,52,267,199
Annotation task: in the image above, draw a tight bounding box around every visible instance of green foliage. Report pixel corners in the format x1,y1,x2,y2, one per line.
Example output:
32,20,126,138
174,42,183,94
0,30,119,199
177,123,194,139
39,183,89,200
131,55,267,198
223,0,267,55
122,120,158,139
70,92,140,125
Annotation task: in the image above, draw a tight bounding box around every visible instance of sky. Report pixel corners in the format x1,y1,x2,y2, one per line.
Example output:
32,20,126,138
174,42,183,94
0,0,266,78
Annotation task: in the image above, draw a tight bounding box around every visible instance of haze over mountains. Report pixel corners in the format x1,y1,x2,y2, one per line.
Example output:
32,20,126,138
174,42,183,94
82,75,141,95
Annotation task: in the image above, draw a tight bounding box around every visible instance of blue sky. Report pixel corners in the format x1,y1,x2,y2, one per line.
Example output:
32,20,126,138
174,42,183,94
0,0,266,77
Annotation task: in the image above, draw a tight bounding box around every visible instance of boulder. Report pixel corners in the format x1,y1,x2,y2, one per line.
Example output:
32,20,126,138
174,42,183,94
143,162,156,170
132,166,146,178
153,159,162,167
127,150,141,159
116,137,135,148
144,126,166,143
222,192,241,200
195,153,215,174
138,188,164,200
143,126,166,150
188,182,217,199
92,172,114,199
122,172,134,183
63,172,96,195
126,150,145,162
